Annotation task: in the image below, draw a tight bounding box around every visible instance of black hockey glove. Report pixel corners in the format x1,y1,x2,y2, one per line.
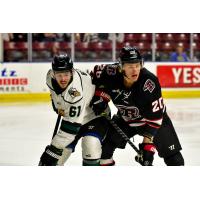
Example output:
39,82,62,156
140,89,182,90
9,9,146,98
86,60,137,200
90,90,110,115
39,145,63,166
135,143,156,166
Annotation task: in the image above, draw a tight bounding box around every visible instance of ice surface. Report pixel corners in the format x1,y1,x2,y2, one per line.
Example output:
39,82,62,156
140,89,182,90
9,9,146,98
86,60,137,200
0,99,200,166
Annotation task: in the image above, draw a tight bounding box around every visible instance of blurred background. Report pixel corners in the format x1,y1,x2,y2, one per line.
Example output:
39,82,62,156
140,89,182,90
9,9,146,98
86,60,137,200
1,33,200,62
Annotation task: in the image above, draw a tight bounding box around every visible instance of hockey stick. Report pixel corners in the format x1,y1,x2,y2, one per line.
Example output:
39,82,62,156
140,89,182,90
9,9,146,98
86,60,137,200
38,114,62,166
102,114,140,154
52,114,61,139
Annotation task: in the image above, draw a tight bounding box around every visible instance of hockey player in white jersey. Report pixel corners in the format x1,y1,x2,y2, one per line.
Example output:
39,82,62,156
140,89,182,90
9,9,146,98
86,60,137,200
39,54,109,166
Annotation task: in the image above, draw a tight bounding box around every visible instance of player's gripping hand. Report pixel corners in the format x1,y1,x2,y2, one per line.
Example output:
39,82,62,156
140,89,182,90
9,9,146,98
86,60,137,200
58,109,65,117
39,145,63,166
135,143,156,166
90,90,110,115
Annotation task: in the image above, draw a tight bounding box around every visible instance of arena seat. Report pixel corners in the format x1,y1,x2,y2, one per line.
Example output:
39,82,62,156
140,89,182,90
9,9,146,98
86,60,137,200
130,34,141,41
4,42,27,50
195,42,200,50
192,42,197,50
32,42,46,50
102,41,112,50
45,42,55,50
125,33,152,42
89,42,104,51
124,33,134,42
140,42,151,50
60,42,71,50
174,33,189,41
162,33,175,41
176,42,190,49
138,33,152,41
193,33,200,41
132,42,151,51
156,42,174,51
15,42,27,50
116,42,125,50
156,33,162,41
75,42,89,51
4,42,15,50
155,33,175,42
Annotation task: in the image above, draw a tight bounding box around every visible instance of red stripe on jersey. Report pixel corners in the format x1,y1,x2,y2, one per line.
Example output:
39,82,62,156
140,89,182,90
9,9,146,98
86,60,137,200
145,116,163,122
127,118,162,126
128,122,146,127
146,122,160,129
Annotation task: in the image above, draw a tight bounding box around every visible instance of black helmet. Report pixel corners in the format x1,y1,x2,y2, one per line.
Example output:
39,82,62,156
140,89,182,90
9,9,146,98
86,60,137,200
52,54,73,72
119,46,143,65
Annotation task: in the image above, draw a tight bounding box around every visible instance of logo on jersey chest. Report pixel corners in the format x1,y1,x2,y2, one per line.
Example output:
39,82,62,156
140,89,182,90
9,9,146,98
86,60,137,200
143,79,155,93
68,87,81,98
112,89,132,104
117,105,141,120
122,91,131,102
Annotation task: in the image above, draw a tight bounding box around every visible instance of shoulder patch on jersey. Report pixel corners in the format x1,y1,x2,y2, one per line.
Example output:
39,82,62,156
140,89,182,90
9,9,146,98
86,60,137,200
68,87,81,97
143,79,155,93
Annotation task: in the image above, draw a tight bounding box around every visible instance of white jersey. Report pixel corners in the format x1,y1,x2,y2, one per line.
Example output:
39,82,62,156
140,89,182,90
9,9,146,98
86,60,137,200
46,69,97,125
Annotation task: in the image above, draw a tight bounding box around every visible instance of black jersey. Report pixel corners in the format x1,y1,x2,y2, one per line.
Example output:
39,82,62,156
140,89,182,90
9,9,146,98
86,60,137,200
92,64,166,136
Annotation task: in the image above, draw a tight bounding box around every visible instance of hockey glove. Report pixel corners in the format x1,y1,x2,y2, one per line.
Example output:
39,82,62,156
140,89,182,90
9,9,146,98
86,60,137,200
90,90,110,115
135,143,156,166
39,145,63,166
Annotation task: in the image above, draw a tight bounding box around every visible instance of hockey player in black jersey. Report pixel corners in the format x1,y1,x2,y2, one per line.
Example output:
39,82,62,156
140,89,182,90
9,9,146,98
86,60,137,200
90,46,184,166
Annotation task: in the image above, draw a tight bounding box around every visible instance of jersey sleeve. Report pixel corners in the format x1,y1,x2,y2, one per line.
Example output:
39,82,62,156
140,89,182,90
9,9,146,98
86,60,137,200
91,63,119,91
91,64,107,88
141,77,165,136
